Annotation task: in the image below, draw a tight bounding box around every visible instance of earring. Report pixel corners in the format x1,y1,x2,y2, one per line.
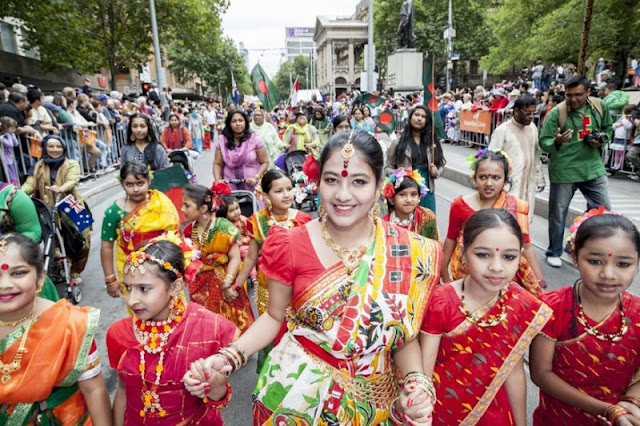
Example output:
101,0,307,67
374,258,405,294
318,205,327,222
265,199,273,211
35,284,43,295
371,201,381,218
130,134,136,142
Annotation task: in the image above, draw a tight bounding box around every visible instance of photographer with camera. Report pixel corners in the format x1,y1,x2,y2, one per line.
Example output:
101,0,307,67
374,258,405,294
539,75,613,268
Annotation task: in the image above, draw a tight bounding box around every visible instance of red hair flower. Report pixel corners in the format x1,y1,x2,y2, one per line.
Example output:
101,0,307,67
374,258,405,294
210,182,232,211
382,182,396,200
302,154,319,183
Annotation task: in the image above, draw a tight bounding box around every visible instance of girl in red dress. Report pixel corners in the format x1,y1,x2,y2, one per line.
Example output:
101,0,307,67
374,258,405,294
530,210,640,425
107,236,237,424
420,208,552,425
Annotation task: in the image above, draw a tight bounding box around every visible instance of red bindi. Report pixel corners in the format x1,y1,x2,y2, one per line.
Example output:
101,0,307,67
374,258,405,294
1,264,8,270
341,170,349,177
608,253,613,257
495,248,500,252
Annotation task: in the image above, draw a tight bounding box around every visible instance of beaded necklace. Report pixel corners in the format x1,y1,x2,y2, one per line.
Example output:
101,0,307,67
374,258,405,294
458,277,507,327
190,217,214,250
267,208,295,230
132,296,185,418
390,211,415,230
576,283,628,342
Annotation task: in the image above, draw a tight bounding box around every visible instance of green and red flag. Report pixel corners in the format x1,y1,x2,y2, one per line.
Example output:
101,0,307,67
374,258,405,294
150,165,190,224
251,63,279,111
356,92,384,108
373,109,396,134
423,56,446,141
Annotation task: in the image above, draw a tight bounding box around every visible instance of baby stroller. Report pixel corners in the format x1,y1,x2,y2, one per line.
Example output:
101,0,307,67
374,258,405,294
32,198,82,304
226,179,260,218
284,150,317,212
168,150,196,183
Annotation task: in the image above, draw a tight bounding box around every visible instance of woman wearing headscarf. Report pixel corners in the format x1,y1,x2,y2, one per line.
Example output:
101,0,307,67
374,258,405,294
22,134,91,285
188,107,204,152
310,107,331,147
250,108,283,168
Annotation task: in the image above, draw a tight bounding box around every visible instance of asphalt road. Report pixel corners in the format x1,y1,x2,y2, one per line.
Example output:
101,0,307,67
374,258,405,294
81,149,590,425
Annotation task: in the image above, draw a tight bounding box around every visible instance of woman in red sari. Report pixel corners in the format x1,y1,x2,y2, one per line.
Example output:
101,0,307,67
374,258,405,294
107,236,237,425
441,148,546,295
530,211,640,425
420,209,552,425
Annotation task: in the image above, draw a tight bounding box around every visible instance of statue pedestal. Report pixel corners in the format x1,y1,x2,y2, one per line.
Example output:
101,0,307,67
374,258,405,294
387,49,423,92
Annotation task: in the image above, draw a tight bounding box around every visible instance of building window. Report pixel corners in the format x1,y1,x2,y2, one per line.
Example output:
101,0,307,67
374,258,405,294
0,22,18,54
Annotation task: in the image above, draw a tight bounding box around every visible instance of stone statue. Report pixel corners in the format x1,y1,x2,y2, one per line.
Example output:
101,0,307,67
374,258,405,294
397,0,416,49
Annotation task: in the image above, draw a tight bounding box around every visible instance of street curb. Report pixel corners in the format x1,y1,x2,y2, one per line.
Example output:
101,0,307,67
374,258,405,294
442,165,583,226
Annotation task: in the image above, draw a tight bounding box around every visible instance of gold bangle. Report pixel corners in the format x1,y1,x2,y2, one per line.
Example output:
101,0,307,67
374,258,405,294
621,395,640,408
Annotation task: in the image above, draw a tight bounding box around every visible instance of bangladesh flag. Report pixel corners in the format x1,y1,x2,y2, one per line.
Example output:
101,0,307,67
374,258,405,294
356,92,384,108
423,56,446,141
150,165,189,224
373,109,396,134
251,64,279,111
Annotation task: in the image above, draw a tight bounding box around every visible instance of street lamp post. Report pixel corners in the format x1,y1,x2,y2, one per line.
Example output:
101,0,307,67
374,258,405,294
366,0,375,92
149,0,164,89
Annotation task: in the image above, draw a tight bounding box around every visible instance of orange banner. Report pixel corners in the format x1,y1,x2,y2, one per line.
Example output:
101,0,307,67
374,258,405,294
459,110,492,135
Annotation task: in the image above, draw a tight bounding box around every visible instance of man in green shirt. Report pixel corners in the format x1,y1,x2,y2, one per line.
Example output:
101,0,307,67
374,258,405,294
539,75,613,268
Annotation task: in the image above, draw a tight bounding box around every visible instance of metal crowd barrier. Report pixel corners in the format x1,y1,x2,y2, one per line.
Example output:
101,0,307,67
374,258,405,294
5,119,165,184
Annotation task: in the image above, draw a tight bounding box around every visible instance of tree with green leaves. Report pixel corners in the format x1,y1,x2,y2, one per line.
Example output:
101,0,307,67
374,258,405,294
374,0,494,80
1,0,227,90
480,0,640,77
273,55,312,100
167,35,252,98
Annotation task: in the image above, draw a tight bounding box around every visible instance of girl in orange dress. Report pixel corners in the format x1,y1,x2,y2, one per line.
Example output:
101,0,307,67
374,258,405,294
530,210,640,425
182,183,254,334
441,148,546,295
420,209,552,425
0,233,111,425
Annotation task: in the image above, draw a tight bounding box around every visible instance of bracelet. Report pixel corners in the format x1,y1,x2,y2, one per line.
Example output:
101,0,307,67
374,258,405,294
202,381,232,409
105,281,119,289
403,371,436,402
621,395,640,408
604,404,631,424
105,275,117,284
388,396,404,424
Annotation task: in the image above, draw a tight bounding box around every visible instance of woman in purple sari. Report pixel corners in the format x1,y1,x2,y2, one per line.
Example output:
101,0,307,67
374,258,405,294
213,109,269,191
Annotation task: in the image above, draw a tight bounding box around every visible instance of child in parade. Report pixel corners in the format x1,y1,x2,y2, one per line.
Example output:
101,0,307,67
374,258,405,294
217,194,255,280
107,235,236,425
0,233,111,425
530,210,640,425
182,183,255,334
233,169,312,371
441,148,546,295
420,209,552,425
381,167,440,241
101,161,180,301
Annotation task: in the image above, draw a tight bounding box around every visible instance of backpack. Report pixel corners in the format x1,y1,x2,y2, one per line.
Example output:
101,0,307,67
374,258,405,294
556,96,604,131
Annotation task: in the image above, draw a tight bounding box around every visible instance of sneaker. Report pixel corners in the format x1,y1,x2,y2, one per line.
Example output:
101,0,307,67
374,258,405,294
546,256,562,268
628,174,640,181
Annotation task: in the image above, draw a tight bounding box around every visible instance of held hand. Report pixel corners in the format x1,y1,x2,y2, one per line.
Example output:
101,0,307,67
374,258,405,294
555,127,573,144
206,367,233,401
430,164,439,178
223,287,239,303
245,178,256,187
618,402,640,419
183,370,208,398
190,355,230,383
106,282,121,298
397,386,434,425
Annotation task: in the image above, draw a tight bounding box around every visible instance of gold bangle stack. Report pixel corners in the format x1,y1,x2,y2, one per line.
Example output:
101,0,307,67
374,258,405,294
220,275,235,291
621,395,640,408
217,343,247,374
604,404,631,424
403,371,436,402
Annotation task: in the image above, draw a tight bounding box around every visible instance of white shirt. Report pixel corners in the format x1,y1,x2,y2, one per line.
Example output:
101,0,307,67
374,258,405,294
203,110,217,125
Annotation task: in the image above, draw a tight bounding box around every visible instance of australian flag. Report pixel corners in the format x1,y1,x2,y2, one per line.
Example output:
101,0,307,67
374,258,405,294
56,194,93,231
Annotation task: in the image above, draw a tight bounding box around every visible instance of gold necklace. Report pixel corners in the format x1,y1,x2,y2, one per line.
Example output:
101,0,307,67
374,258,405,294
267,209,294,229
458,277,507,327
321,219,376,272
0,303,36,384
0,302,36,327
576,283,628,342
190,217,212,249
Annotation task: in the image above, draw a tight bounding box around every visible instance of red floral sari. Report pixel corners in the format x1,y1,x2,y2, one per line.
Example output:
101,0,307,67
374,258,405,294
533,287,640,425
106,303,238,425
422,282,552,425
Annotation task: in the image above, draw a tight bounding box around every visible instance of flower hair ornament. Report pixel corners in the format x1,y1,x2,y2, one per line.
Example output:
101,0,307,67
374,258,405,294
465,147,513,179
210,181,231,211
124,231,202,285
380,167,429,200
302,154,319,184
566,206,623,254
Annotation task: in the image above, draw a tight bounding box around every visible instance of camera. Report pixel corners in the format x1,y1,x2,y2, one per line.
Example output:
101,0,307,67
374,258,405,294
583,132,608,147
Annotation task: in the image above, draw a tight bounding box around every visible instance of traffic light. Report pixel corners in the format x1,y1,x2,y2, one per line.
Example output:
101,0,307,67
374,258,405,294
141,83,150,96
